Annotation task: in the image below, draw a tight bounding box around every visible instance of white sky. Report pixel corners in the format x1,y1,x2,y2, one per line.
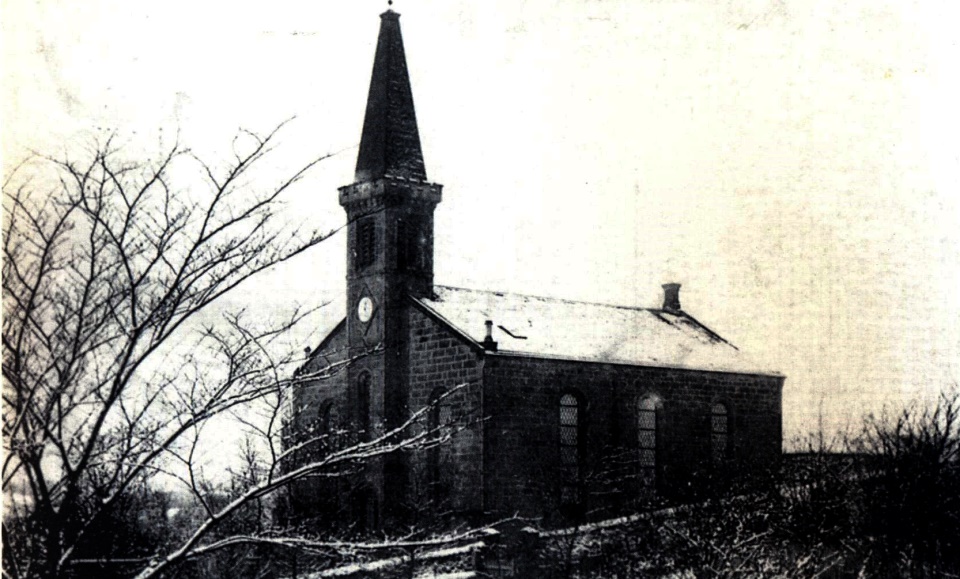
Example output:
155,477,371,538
3,0,959,445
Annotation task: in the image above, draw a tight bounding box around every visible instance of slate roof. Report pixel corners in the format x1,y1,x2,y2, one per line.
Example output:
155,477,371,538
412,285,777,376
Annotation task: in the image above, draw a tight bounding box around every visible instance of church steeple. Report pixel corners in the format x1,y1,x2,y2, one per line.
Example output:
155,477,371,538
336,10,442,527
354,10,427,183
339,9,441,302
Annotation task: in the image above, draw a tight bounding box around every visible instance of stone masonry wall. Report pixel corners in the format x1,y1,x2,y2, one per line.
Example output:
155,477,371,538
483,355,783,521
285,323,350,519
406,305,485,518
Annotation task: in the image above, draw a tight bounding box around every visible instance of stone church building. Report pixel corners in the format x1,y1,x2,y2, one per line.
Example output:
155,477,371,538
283,9,783,530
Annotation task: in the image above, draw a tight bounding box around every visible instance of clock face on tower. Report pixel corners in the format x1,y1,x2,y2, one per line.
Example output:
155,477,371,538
357,296,374,323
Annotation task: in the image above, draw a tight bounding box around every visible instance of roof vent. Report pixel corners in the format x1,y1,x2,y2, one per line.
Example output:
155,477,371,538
662,283,682,312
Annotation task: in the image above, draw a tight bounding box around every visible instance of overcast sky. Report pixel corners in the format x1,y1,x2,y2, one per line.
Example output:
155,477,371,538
3,0,959,443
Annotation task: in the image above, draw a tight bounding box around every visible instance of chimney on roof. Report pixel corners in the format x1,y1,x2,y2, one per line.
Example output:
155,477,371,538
481,320,498,351
662,283,682,312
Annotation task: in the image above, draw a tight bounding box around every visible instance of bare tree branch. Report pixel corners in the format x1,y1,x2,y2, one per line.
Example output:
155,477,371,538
2,124,341,578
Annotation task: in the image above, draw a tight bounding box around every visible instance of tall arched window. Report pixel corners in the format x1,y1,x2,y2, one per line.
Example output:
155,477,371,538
317,400,338,453
356,373,371,440
428,388,452,500
638,396,658,491
318,400,334,433
559,393,584,506
711,403,729,463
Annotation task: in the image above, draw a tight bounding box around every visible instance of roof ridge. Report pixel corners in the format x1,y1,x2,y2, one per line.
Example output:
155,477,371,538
431,283,663,313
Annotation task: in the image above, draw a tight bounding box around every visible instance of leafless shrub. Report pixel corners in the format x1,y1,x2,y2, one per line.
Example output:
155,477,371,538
521,390,959,578
852,390,960,577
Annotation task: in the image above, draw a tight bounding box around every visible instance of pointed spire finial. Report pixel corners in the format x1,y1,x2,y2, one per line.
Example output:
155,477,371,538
354,6,427,183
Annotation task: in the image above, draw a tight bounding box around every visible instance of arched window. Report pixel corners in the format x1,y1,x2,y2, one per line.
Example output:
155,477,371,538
711,403,729,463
638,396,658,491
318,400,334,432
317,400,338,454
428,389,452,500
356,373,371,440
559,393,584,506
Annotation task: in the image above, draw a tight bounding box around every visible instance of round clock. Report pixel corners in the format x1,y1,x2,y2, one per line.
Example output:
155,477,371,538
357,296,374,323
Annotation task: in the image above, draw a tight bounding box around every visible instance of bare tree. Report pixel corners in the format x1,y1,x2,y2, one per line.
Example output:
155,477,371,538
2,122,495,579
0,123,342,578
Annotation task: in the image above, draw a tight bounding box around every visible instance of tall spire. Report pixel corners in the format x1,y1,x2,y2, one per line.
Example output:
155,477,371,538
354,10,427,183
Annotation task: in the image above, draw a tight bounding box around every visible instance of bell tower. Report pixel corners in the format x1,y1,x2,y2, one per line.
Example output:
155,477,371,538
338,8,441,523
